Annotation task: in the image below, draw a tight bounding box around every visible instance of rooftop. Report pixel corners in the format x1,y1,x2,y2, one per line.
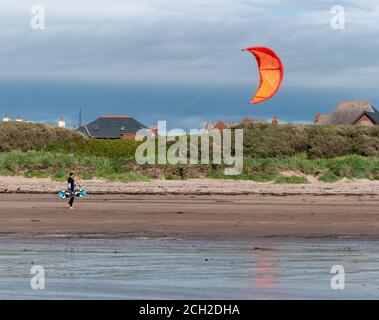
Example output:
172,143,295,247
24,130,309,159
78,115,148,138
317,101,378,125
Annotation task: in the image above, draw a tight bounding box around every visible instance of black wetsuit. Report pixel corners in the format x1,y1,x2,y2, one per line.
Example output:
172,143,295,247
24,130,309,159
67,177,75,207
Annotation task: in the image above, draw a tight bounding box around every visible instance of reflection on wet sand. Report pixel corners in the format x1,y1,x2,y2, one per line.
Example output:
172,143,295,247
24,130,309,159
253,250,278,289
0,239,378,299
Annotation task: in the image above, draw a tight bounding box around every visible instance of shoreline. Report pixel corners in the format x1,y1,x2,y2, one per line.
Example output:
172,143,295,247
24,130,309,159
1,233,379,242
1,176,379,196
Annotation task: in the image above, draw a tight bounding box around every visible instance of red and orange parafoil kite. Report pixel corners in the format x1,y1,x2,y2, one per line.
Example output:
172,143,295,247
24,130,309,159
243,47,283,104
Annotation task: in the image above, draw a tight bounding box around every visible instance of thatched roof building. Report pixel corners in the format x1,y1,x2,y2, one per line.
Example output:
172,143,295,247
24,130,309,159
315,102,379,125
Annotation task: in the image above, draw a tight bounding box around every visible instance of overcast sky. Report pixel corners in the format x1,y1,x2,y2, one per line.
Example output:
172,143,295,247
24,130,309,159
0,0,378,129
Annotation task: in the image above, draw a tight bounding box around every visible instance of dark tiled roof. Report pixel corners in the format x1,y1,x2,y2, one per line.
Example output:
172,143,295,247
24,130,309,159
318,102,378,125
357,111,379,124
78,116,148,138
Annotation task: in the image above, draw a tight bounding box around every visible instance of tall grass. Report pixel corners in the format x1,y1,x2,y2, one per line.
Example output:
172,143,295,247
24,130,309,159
0,151,378,183
2,122,379,183
0,150,150,182
0,122,85,151
240,123,379,158
207,154,379,182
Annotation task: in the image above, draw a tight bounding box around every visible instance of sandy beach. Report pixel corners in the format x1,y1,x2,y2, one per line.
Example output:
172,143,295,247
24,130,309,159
0,192,378,241
2,176,379,195
3,178,378,300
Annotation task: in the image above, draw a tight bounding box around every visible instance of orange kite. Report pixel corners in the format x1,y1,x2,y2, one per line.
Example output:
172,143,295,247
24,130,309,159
243,47,283,104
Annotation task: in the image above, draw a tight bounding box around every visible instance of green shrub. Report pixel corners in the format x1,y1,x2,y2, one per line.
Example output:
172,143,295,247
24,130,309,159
240,123,379,159
52,170,67,182
0,122,85,152
240,123,308,158
274,176,309,184
164,173,178,180
7,122,379,161
46,138,140,159
24,170,49,179
318,172,341,183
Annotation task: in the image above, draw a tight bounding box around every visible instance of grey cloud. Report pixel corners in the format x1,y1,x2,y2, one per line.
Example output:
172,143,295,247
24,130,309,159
0,0,378,90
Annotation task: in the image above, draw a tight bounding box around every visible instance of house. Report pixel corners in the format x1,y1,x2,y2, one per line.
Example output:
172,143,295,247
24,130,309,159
204,121,240,132
2,114,11,122
240,117,269,126
2,114,68,127
315,102,379,126
78,115,149,139
58,117,66,128
2,114,35,124
204,116,278,132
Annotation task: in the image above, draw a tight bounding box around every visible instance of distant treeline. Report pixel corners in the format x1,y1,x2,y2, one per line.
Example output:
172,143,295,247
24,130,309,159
2,122,379,159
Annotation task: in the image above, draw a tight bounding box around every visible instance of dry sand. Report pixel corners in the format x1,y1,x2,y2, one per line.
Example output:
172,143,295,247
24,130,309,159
0,193,378,241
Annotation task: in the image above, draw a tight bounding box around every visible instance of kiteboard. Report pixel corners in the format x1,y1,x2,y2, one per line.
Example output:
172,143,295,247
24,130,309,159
58,189,87,199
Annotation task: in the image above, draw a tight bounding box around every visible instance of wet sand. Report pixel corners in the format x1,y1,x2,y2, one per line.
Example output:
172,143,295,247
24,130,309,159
0,193,378,240
2,239,379,299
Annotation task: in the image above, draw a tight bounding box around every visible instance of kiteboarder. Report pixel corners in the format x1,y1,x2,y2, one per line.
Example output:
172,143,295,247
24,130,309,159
67,172,76,209
58,174,87,203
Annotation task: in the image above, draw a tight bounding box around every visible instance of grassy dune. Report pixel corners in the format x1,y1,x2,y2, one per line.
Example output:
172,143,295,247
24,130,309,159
1,122,379,183
1,150,379,183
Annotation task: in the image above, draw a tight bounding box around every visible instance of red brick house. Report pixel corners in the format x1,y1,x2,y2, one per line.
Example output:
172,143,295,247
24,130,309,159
204,121,240,132
204,116,278,132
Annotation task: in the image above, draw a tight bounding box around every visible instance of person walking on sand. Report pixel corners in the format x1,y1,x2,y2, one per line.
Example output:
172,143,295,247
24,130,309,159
67,172,76,209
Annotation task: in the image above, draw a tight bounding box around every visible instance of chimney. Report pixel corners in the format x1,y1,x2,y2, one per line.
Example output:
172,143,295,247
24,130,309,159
3,114,11,122
15,115,23,122
314,112,321,123
58,116,66,128
271,116,278,126
151,122,158,138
